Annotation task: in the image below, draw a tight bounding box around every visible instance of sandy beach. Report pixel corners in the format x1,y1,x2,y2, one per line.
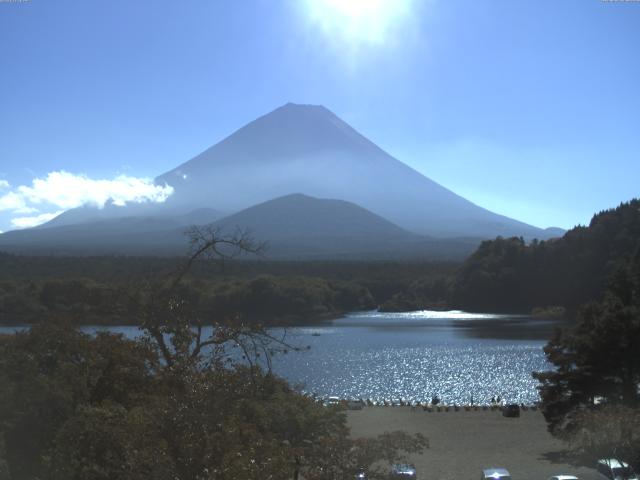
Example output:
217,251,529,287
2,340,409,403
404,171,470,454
347,407,602,480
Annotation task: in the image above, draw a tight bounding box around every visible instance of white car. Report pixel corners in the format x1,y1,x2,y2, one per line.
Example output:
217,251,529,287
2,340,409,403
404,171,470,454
390,464,417,478
481,468,512,480
355,467,367,479
548,475,578,480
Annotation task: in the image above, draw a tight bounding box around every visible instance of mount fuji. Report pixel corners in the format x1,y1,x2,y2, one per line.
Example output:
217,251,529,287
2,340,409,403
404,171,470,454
0,103,560,258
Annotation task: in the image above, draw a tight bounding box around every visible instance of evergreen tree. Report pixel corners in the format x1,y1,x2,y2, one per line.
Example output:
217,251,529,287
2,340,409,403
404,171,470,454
533,252,640,439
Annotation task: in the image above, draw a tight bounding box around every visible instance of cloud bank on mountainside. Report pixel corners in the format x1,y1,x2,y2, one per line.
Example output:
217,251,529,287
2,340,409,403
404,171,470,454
0,171,173,229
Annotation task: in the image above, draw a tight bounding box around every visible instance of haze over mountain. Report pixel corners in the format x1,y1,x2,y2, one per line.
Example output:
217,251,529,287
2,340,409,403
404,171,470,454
0,211,215,256
156,103,554,239
0,103,562,258
0,194,480,260
211,193,478,259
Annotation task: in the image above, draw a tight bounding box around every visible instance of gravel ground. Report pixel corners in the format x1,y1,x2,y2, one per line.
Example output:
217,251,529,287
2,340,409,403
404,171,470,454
347,407,602,480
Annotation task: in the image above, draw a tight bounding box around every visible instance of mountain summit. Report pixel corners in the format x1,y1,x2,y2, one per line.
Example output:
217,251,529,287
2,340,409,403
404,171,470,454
155,103,550,239
0,103,560,258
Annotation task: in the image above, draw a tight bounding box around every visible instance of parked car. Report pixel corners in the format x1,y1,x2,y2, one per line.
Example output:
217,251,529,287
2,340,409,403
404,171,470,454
347,399,365,410
597,458,638,480
326,396,341,407
355,467,367,479
390,463,417,478
481,468,512,480
547,475,578,480
502,404,520,417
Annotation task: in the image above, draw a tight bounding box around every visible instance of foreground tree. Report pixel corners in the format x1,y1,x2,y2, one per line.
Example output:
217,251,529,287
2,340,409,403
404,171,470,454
533,252,640,462
0,227,427,480
0,323,159,480
568,405,640,465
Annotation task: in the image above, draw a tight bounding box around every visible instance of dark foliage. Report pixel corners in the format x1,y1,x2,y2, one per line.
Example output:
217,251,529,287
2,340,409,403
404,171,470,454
451,199,640,313
0,227,428,480
0,253,455,325
533,251,640,444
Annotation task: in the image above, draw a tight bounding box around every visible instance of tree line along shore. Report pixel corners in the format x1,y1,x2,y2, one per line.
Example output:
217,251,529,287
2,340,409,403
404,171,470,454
0,199,639,478
1,199,638,326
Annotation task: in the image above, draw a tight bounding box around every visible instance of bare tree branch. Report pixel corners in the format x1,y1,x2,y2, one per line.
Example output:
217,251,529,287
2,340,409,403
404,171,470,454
139,224,305,371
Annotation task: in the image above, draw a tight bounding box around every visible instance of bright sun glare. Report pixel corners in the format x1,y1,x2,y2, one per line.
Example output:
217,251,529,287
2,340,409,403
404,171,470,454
304,0,414,46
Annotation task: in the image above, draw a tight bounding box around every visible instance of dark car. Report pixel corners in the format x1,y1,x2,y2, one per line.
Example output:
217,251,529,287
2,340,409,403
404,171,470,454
502,404,520,417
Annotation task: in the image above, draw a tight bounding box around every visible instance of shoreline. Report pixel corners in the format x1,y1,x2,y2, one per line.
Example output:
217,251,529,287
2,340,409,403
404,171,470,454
334,399,540,410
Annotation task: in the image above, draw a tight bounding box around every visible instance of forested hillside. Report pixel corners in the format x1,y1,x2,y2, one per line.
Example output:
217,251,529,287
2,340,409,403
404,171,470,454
3,199,637,324
0,254,456,325
450,199,640,313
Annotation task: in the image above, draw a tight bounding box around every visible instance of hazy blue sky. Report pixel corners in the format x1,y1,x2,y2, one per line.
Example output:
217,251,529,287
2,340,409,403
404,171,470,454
0,0,638,232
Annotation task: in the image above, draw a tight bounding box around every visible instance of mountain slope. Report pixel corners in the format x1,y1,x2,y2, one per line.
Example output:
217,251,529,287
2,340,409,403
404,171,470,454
211,193,418,258
0,194,480,259
208,193,480,259
1,102,560,257
0,208,221,255
155,103,553,239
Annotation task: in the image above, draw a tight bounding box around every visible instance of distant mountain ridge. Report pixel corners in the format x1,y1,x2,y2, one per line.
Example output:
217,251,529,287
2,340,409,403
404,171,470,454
0,102,563,258
37,205,222,230
211,193,464,259
0,194,480,260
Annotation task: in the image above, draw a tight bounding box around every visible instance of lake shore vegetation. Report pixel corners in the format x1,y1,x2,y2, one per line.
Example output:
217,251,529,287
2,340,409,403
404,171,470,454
0,227,428,480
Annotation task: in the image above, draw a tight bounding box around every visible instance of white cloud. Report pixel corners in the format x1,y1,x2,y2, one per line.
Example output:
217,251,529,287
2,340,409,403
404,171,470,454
14,171,173,209
0,191,26,211
0,170,174,230
11,211,65,229
15,206,39,214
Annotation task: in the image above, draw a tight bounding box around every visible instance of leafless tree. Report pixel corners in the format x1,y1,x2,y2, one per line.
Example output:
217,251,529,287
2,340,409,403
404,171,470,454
139,225,301,370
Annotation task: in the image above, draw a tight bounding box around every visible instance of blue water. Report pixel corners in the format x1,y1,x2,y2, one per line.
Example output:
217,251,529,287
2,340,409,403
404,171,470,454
0,310,556,405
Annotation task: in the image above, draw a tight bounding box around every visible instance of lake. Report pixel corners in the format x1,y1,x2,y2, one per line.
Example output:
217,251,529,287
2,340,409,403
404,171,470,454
0,310,558,405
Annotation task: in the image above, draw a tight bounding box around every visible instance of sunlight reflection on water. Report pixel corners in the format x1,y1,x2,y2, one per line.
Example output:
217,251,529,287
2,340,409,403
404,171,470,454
270,310,553,404
357,310,523,320
0,310,555,404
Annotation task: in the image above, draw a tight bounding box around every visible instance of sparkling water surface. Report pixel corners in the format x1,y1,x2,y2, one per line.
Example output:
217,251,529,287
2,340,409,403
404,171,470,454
268,310,555,405
0,310,556,404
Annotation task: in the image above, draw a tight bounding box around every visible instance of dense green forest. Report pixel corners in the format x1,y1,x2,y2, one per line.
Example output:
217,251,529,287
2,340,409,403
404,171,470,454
449,199,640,314
532,243,640,466
1,199,638,325
0,254,456,325
1,203,639,476
0,228,429,480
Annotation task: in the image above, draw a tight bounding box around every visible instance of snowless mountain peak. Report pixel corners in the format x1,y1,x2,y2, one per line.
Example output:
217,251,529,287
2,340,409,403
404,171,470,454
22,102,560,242
152,103,554,239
